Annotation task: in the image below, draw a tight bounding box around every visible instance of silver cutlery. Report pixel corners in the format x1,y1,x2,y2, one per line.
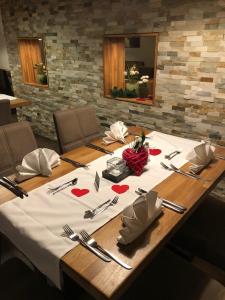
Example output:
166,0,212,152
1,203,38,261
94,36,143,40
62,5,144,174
170,164,201,179
62,224,111,262
160,162,199,180
60,157,89,169
215,154,225,160
80,230,132,270
84,199,111,219
135,188,186,214
85,143,114,155
164,150,181,160
92,195,119,217
48,178,78,194
0,179,24,198
2,177,28,197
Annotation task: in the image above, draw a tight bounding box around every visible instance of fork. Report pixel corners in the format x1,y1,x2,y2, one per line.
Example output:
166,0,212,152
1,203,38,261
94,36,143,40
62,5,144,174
48,178,78,194
160,162,199,179
164,150,181,160
91,196,119,217
80,230,132,270
84,199,111,219
62,225,111,262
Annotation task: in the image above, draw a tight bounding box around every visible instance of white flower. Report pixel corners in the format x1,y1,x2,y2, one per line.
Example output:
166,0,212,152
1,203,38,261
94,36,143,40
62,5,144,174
134,70,139,74
141,75,149,80
138,80,143,84
124,71,127,76
130,70,136,75
143,78,148,83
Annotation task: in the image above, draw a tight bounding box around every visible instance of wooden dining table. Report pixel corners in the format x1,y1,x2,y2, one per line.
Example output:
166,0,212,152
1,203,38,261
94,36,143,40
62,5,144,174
1,127,225,300
10,97,32,109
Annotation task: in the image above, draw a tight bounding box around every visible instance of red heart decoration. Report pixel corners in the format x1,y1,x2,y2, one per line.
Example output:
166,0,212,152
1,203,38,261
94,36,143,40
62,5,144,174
71,188,89,197
149,148,162,156
123,146,149,176
112,185,129,194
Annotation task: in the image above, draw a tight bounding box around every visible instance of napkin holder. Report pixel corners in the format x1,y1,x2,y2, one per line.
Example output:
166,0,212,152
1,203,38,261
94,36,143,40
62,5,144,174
102,157,131,183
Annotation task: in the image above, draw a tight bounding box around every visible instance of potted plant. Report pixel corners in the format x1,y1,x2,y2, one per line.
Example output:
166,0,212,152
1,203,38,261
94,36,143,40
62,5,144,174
138,75,149,98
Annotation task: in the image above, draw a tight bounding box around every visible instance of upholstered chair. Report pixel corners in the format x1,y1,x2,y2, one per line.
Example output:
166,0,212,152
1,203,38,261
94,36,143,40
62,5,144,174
0,121,38,177
172,195,225,272
0,258,64,300
123,249,225,300
0,99,11,126
53,105,101,154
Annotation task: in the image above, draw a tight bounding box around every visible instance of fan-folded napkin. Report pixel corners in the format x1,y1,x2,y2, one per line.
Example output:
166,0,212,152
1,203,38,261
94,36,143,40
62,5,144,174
103,121,128,144
15,148,60,182
186,142,215,174
117,191,162,245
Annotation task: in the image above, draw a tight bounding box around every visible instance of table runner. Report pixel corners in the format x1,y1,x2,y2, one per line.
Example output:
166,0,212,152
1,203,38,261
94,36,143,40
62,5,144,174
0,131,200,288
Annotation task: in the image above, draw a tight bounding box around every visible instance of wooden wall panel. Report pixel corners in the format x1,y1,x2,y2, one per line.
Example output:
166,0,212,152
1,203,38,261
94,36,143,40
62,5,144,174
103,37,125,96
18,39,42,84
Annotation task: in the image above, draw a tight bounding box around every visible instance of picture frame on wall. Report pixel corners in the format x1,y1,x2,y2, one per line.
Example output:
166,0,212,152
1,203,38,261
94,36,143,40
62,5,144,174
125,37,140,48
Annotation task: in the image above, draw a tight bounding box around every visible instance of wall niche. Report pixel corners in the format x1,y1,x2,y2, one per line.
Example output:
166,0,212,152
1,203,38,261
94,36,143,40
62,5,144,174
103,33,158,106
18,37,48,87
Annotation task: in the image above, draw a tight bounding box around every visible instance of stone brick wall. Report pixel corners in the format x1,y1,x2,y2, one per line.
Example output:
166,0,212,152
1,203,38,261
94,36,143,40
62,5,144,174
1,0,225,196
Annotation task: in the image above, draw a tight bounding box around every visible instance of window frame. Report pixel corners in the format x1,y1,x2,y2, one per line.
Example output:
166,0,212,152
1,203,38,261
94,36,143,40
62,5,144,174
17,36,49,88
103,32,158,106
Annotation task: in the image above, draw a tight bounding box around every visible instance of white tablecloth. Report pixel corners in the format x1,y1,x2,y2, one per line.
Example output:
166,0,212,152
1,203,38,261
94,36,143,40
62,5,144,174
0,131,200,288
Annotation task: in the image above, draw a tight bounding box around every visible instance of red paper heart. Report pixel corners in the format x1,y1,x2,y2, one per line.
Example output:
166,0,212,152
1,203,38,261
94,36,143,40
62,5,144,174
112,184,129,194
149,148,162,156
71,188,89,197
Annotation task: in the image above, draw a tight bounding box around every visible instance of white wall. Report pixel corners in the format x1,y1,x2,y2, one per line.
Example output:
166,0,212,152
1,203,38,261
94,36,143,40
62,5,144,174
125,36,155,67
0,9,9,70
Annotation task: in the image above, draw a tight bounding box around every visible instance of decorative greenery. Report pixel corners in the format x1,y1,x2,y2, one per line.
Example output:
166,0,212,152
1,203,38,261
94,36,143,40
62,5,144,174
123,89,137,98
133,131,146,151
111,87,119,98
111,87,137,98
34,62,48,85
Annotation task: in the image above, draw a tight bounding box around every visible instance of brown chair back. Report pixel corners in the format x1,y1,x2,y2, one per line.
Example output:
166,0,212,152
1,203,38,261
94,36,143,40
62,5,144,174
53,105,101,154
0,100,11,126
0,121,38,177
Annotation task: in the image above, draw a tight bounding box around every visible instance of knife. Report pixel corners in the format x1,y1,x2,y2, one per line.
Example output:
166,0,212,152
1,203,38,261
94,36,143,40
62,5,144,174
161,201,184,214
85,143,114,155
137,188,186,213
0,179,24,198
2,177,28,197
60,157,88,168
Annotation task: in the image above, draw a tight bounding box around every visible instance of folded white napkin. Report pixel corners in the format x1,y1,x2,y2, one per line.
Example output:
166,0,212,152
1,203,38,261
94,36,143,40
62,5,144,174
103,121,128,145
117,191,162,245
15,148,60,182
186,142,215,174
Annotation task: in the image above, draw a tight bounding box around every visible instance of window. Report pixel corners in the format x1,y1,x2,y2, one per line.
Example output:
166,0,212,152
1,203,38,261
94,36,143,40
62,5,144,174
18,37,48,87
103,33,158,105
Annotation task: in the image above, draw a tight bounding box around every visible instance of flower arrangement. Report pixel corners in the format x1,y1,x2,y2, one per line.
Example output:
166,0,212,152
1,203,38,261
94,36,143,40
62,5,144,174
138,75,149,86
138,75,149,98
34,63,47,75
122,131,149,176
125,64,140,82
34,63,48,85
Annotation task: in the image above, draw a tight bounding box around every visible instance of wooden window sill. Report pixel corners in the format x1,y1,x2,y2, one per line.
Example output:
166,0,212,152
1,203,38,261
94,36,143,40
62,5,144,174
24,82,49,88
104,95,153,106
